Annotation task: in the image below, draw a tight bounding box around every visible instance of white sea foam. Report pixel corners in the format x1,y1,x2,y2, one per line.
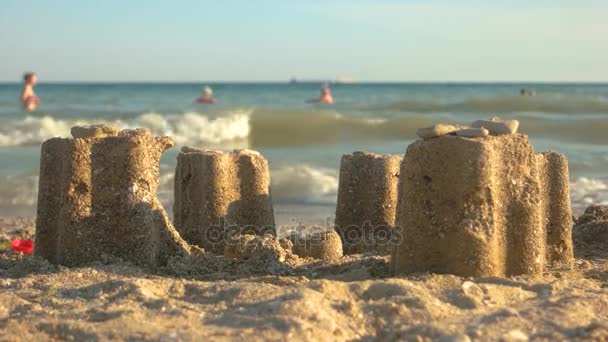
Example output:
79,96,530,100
270,165,338,205
154,164,338,214
0,110,251,147
570,177,608,213
134,111,250,145
5,108,607,149
0,116,77,146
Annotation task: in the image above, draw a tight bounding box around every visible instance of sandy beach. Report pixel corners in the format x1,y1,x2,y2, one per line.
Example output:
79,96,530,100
1,1,608,339
0,214,606,341
0,124,606,341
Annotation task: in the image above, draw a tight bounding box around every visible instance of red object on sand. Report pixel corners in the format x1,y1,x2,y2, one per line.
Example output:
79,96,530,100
10,239,34,254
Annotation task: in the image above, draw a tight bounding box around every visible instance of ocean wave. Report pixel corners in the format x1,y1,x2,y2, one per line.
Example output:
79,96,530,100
371,94,608,114
249,109,608,147
0,110,251,147
570,177,608,213
158,164,338,208
248,109,438,147
270,165,338,205
521,117,608,145
0,109,437,148
136,111,250,145
1,107,608,150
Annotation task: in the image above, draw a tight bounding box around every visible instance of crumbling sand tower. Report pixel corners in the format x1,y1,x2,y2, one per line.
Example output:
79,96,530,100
35,125,191,267
391,134,573,277
335,151,402,254
173,147,275,253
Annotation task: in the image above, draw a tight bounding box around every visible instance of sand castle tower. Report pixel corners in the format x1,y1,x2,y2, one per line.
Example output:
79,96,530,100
289,230,343,261
391,125,573,277
35,125,191,267
335,151,402,254
173,147,275,253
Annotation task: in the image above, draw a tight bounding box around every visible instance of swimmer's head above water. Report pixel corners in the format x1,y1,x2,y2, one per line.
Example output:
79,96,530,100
23,72,37,85
319,83,333,104
196,86,216,104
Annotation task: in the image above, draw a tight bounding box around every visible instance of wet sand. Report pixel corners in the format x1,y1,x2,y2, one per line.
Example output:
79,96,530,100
0,217,607,341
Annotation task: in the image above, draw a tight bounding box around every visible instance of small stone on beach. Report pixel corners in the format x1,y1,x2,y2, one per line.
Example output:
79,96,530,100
416,124,461,139
500,329,528,342
456,127,489,138
471,119,519,135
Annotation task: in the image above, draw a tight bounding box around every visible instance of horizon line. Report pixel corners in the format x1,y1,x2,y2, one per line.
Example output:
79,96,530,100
1,80,607,85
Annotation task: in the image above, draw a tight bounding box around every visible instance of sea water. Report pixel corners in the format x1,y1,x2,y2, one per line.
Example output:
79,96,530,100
1,82,607,223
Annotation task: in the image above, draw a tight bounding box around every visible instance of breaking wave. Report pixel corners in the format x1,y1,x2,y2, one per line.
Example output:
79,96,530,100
270,165,338,205
0,110,251,147
0,109,445,148
570,177,608,214
2,107,608,148
156,164,339,209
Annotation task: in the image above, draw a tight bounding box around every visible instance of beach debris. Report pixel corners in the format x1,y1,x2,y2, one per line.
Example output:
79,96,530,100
35,124,191,267
471,118,519,135
173,147,275,254
289,230,343,261
456,127,489,138
392,133,573,277
335,151,401,254
10,239,34,254
416,124,461,139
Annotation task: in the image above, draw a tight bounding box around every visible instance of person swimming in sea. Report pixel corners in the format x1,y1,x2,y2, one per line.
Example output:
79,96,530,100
196,86,216,104
307,83,334,104
520,88,536,97
20,72,40,112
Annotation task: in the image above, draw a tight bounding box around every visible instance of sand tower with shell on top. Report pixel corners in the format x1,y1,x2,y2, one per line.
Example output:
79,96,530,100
391,119,574,277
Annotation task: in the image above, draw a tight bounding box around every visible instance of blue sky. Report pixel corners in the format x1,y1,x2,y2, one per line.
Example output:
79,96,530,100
0,0,606,82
